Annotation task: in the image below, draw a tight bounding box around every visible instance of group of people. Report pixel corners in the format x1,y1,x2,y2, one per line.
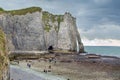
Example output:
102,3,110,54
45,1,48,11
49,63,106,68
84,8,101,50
43,65,52,73
11,79,21,80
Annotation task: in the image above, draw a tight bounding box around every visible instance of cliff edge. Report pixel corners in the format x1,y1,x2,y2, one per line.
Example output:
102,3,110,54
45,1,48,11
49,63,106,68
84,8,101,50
0,7,84,53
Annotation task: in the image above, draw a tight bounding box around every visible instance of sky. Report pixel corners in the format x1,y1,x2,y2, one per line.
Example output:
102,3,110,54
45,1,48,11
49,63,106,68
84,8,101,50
0,0,120,46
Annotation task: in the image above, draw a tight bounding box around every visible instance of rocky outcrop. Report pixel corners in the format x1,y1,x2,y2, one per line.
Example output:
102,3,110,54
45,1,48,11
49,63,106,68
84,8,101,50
0,29,9,80
57,12,84,52
0,7,84,52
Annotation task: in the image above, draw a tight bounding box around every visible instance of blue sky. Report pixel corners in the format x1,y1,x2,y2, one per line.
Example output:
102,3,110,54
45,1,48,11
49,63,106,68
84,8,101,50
0,0,120,46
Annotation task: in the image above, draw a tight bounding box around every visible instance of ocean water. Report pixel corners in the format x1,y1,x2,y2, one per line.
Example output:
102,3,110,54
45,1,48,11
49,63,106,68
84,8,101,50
84,46,120,57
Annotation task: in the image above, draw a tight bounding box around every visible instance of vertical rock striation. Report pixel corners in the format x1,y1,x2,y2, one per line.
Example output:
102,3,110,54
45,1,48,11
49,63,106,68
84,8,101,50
58,12,84,52
0,7,84,53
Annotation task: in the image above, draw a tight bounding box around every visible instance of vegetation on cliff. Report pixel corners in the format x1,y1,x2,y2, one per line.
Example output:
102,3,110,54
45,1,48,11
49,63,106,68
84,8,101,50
0,7,64,32
0,7,84,52
0,7,42,15
0,8,4,11
42,11,64,32
0,28,9,79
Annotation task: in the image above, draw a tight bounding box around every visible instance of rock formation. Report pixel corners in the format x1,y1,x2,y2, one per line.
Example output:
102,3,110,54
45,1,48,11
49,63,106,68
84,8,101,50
0,7,84,52
0,29,9,80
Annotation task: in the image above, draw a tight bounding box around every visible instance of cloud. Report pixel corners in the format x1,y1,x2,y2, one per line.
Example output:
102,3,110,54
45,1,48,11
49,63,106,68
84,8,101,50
79,24,120,40
93,0,112,4
82,38,120,46
0,0,120,46
78,23,120,46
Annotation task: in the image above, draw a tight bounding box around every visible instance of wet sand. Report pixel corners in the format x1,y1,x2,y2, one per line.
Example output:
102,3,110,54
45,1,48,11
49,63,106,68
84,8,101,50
10,53,120,80
10,65,45,80
10,65,66,80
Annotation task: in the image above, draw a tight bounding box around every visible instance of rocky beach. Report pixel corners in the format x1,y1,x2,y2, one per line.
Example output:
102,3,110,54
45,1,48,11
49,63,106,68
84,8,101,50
10,53,120,80
0,5,120,80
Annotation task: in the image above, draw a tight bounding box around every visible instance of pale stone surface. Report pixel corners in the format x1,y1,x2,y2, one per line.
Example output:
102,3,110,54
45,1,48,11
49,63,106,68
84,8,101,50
58,12,84,52
0,12,46,51
0,9,84,52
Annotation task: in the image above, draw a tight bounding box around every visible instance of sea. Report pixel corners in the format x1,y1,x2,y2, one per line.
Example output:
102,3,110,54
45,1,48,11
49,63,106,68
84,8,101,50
84,46,120,58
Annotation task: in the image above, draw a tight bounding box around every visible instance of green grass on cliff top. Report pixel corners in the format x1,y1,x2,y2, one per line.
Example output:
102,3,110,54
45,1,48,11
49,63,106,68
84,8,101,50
0,8,4,11
42,11,64,32
0,7,64,33
0,7,42,15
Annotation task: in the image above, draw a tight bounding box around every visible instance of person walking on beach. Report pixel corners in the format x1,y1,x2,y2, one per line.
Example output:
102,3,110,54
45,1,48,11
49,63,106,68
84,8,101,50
27,63,31,68
48,65,51,69
43,69,47,73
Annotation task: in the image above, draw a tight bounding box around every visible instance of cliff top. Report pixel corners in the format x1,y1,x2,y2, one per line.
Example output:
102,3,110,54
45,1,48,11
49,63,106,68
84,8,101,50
42,11,64,32
0,7,71,17
0,7,4,11
0,7,42,15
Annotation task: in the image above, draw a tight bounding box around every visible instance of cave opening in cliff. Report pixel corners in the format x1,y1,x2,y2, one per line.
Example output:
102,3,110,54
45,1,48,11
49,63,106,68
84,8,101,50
48,45,53,50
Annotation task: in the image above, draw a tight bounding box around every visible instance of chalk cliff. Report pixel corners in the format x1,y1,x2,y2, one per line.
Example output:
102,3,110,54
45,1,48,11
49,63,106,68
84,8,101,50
0,29,9,80
0,7,84,52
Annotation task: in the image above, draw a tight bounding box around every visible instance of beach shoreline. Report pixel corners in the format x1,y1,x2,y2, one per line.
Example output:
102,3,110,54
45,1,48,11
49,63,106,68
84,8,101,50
10,52,120,80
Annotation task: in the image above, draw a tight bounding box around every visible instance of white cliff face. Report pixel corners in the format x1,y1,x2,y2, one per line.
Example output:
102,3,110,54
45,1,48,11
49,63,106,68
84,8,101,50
58,13,76,51
58,12,84,52
0,7,84,52
0,12,46,51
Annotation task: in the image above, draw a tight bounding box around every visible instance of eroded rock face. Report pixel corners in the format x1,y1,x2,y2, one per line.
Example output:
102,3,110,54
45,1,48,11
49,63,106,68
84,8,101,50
58,13,84,51
0,7,84,52
0,12,46,51
0,29,9,80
